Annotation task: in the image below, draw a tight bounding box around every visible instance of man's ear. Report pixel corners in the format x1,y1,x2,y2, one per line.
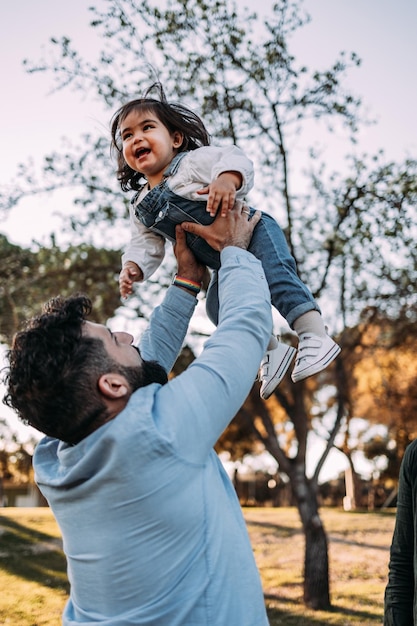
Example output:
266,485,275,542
98,373,130,399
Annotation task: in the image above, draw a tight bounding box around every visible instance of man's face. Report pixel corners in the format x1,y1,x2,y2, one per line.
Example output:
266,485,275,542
82,321,142,369
82,321,168,391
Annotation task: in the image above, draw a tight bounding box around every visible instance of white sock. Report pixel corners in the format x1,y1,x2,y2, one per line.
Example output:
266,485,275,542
293,311,327,338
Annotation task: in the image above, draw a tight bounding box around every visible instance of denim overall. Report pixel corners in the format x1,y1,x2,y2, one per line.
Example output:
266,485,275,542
134,152,319,327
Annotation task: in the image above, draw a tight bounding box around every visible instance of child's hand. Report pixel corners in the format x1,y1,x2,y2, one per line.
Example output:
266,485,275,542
119,262,143,299
181,200,260,252
197,171,243,218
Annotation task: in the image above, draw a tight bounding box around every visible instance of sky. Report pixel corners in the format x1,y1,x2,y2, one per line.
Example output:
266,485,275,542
1,0,416,242
1,0,416,479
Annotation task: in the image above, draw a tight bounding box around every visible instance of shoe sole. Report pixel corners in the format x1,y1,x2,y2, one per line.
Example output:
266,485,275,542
260,345,297,400
291,343,341,383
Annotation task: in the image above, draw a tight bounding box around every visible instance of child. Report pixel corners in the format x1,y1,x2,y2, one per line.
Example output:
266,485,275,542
111,85,340,399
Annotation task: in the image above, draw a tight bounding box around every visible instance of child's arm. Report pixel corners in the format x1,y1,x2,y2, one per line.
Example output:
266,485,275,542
120,204,166,298
197,170,243,217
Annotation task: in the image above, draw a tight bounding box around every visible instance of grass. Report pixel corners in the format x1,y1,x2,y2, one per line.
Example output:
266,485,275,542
0,508,68,625
0,507,395,625
246,507,395,625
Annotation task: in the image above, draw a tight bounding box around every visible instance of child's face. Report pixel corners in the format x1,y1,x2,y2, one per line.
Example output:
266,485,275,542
120,109,183,188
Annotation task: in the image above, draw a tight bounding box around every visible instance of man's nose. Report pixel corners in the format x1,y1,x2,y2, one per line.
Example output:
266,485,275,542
115,332,134,344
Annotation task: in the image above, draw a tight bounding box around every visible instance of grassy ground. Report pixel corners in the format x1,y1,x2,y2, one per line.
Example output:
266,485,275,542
246,507,395,625
0,508,68,625
0,507,395,625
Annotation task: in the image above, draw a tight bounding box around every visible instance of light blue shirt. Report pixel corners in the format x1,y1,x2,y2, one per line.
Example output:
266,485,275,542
34,247,272,625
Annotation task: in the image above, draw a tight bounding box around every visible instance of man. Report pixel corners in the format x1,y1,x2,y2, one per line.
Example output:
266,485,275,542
3,204,272,625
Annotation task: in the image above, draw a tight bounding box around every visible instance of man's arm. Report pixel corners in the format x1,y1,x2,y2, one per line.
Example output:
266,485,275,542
139,288,198,374
139,225,207,373
154,205,271,461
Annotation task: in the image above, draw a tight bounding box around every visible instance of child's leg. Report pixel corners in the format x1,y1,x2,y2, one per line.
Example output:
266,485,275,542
259,335,296,400
291,311,340,382
206,272,296,399
248,212,320,324
207,212,320,323
207,214,340,393
248,212,340,385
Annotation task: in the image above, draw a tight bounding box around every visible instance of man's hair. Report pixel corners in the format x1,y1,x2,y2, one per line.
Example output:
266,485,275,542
110,82,211,192
3,295,121,444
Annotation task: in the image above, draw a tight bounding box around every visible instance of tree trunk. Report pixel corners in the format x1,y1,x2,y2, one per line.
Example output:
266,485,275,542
291,469,331,610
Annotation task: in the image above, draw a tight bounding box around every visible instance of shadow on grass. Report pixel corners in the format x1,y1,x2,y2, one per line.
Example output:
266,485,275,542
245,518,303,537
0,515,69,593
266,592,381,624
328,534,390,551
267,606,327,626
247,517,390,551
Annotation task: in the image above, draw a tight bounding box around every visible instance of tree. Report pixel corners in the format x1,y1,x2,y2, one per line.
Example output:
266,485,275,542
344,310,417,482
0,234,123,344
2,0,417,610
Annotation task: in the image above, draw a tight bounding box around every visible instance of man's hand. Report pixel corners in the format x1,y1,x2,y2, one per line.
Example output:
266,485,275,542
173,225,207,287
181,200,261,251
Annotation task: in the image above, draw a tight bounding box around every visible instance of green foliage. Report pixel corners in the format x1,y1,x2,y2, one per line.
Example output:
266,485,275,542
0,234,122,344
0,419,37,503
308,156,417,321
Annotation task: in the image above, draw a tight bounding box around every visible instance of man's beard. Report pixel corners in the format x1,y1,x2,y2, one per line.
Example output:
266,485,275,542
121,359,168,392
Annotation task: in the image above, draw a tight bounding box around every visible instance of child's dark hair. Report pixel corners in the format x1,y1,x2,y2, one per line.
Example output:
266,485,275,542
110,83,211,191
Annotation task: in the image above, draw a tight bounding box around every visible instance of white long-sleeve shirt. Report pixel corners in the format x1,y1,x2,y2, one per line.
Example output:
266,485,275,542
122,145,254,280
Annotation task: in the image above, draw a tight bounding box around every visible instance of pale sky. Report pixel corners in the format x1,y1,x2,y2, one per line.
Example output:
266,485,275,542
1,0,416,243
1,0,416,478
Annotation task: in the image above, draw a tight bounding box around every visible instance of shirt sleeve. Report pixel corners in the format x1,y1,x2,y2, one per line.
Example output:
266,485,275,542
121,203,166,281
170,145,254,199
384,441,416,625
139,286,198,373
210,145,254,197
153,247,272,463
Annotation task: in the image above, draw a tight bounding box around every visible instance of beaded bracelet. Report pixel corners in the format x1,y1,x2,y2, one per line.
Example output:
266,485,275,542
172,274,201,295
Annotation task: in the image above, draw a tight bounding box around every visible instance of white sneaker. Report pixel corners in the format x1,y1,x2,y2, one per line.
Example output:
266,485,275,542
291,333,341,383
259,341,297,400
